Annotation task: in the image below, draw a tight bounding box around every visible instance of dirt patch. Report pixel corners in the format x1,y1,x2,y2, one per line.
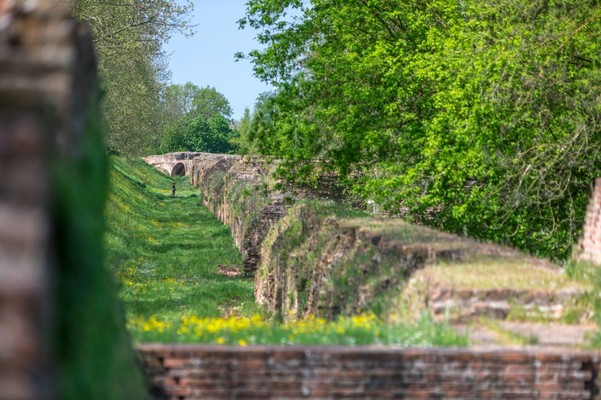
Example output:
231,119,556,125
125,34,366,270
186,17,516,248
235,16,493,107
218,264,242,277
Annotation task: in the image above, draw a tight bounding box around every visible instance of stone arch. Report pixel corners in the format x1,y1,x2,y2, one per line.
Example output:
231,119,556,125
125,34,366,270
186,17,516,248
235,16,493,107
171,162,185,176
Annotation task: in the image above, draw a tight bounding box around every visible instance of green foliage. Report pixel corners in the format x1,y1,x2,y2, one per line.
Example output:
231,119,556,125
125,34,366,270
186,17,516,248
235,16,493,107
162,83,234,122
191,86,234,120
160,83,238,153
52,105,148,399
160,114,238,153
232,107,252,153
239,0,601,260
65,0,194,155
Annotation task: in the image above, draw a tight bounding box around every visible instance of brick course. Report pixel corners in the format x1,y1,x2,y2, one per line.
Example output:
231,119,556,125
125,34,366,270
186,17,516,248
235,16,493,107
138,345,601,399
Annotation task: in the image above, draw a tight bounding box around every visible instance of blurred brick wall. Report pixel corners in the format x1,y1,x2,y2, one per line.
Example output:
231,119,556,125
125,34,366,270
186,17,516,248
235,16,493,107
139,344,600,400
0,2,96,399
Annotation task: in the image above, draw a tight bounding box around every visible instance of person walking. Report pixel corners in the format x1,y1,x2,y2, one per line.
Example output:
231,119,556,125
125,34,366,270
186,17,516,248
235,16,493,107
171,182,176,197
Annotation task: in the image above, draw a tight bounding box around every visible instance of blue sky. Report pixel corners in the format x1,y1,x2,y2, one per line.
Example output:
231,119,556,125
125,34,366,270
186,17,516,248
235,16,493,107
164,0,272,120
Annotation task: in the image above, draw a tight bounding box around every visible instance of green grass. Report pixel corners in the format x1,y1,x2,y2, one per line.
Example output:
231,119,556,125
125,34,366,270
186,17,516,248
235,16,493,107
105,156,260,336
105,156,467,346
564,260,601,346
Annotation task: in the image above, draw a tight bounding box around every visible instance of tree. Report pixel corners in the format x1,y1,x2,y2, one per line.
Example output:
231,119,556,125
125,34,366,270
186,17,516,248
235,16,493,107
161,114,237,154
232,107,252,154
59,0,194,155
239,0,601,259
192,86,234,120
162,82,204,124
159,84,236,153
207,114,237,153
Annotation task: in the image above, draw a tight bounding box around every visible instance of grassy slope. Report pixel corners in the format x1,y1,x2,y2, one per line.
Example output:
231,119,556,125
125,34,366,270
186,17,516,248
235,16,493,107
105,156,259,341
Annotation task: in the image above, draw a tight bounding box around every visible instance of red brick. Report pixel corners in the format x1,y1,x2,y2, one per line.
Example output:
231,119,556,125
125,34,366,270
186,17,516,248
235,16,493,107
497,352,531,363
163,357,190,368
138,346,601,399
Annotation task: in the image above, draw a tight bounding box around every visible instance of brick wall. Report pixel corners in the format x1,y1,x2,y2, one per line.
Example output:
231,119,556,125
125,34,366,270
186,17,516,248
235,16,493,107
577,178,601,265
139,344,600,399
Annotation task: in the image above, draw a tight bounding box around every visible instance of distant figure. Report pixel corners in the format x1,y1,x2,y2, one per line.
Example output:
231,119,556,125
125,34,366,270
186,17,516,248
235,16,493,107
171,182,176,197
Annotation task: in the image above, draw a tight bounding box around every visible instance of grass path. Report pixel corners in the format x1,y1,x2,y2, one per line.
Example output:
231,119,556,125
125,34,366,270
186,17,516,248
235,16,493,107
105,157,259,341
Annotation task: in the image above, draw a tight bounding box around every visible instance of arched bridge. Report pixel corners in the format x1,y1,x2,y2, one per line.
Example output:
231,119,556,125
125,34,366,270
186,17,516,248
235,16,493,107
143,152,239,177
142,152,207,177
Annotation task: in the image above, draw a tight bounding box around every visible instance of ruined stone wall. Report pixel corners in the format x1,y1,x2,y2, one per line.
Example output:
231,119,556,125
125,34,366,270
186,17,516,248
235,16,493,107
139,344,600,400
191,156,288,275
189,156,348,277
576,178,601,265
189,156,570,323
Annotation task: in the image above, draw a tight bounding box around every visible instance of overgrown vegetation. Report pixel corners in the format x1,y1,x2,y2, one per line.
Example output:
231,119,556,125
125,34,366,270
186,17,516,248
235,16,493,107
237,0,601,260
129,313,467,347
105,156,467,346
564,260,601,342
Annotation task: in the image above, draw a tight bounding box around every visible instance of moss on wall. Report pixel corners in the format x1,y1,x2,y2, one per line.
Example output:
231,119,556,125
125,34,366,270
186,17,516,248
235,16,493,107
256,201,414,322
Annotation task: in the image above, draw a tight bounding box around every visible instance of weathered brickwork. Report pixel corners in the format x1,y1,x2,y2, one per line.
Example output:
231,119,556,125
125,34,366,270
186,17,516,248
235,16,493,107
577,178,601,265
139,344,600,400
190,156,290,275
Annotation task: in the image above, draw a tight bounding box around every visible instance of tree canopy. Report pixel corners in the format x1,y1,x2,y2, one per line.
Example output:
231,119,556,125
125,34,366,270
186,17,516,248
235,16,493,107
238,0,601,259
160,83,238,154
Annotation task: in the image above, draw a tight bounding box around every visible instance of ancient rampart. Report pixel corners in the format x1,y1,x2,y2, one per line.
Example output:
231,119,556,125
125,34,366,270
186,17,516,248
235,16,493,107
183,156,585,325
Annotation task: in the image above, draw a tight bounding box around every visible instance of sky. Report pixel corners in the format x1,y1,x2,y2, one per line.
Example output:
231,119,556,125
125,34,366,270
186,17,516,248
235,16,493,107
164,0,272,120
